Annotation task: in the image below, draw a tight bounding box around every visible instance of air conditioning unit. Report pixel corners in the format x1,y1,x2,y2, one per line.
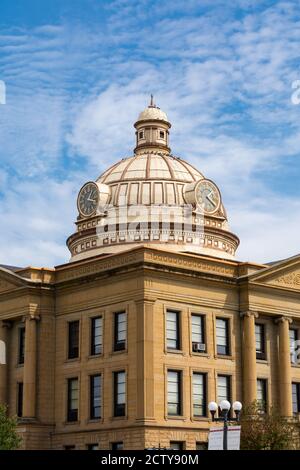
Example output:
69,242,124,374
192,342,206,352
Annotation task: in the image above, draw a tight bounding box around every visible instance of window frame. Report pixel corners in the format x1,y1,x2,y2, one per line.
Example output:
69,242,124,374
192,372,207,418
68,320,80,360
166,310,180,351
18,326,25,365
255,323,266,360
90,374,102,420
257,378,268,413
167,369,182,416
292,382,300,414
191,314,206,353
67,377,79,422
216,317,230,356
17,382,23,418
113,370,126,417
114,312,127,352
90,316,103,356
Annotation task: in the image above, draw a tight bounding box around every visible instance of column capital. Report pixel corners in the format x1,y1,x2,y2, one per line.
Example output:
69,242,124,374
22,314,40,323
240,310,258,319
274,315,293,325
0,320,12,329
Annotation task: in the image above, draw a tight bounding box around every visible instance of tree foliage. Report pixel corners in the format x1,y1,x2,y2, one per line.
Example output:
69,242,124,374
240,401,300,450
0,405,22,450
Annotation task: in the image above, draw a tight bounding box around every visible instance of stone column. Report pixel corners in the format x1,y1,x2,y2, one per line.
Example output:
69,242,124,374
241,311,258,407
0,321,11,405
276,316,293,417
23,314,40,419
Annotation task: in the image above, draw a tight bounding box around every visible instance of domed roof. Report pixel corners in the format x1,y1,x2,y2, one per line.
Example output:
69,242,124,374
137,106,169,123
136,95,170,124
98,153,203,185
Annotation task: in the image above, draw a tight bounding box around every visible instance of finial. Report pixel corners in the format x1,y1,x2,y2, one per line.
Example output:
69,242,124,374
150,94,154,107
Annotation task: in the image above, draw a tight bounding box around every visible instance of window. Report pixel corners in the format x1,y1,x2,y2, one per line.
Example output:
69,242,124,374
166,310,180,350
68,321,79,359
111,442,123,450
217,375,230,403
91,317,103,355
67,378,79,422
257,379,267,412
292,383,300,414
169,441,184,450
192,372,206,417
216,318,230,355
290,329,298,363
87,444,98,450
18,327,25,365
160,131,165,139
114,312,126,351
255,324,266,360
167,370,182,416
191,314,205,352
90,374,102,419
139,131,144,139
114,371,126,417
196,442,208,450
17,382,23,417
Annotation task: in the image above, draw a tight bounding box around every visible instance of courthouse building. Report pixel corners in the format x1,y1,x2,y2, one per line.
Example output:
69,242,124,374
0,99,300,449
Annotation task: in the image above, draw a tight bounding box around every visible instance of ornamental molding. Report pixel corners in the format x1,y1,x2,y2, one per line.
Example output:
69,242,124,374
240,311,259,319
56,248,237,283
270,271,300,288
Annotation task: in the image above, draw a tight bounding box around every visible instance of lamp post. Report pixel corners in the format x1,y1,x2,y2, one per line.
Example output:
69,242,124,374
208,400,242,450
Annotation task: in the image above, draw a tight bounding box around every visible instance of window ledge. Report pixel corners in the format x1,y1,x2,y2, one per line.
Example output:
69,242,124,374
110,349,128,356
191,416,209,422
63,421,81,426
87,354,104,360
64,358,80,364
191,352,209,358
165,415,187,421
256,359,269,364
166,349,184,355
86,418,103,425
110,416,127,421
214,354,234,360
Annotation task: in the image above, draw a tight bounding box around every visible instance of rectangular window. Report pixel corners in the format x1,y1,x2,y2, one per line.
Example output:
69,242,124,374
196,442,208,450
67,378,79,422
191,314,205,352
166,310,180,350
255,324,266,360
216,318,230,355
257,379,267,412
87,444,98,450
91,317,103,355
292,383,300,414
18,327,25,365
17,382,23,417
167,370,182,416
114,312,126,352
169,441,184,450
192,372,206,417
114,371,126,417
290,328,298,363
111,442,123,450
90,374,102,419
217,375,231,403
68,321,79,359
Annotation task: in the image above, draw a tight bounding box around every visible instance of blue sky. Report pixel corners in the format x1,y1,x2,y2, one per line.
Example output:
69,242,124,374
0,0,300,266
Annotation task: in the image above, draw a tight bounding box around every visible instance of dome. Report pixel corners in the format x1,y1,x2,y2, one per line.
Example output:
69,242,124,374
67,100,240,262
136,95,170,124
137,106,169,123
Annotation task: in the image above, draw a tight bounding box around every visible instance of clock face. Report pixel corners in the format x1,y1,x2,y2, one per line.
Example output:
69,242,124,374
195,179,221,214
77,182,99,217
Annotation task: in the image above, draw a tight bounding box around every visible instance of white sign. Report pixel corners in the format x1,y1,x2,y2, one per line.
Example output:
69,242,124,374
208,425,241,450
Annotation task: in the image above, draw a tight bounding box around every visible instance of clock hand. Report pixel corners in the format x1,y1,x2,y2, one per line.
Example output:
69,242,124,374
206,191,216,207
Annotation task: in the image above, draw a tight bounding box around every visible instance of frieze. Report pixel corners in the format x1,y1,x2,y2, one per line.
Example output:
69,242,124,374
270,271,300,288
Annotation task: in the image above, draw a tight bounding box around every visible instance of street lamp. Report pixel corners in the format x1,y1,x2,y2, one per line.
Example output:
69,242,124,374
208,400,242,450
